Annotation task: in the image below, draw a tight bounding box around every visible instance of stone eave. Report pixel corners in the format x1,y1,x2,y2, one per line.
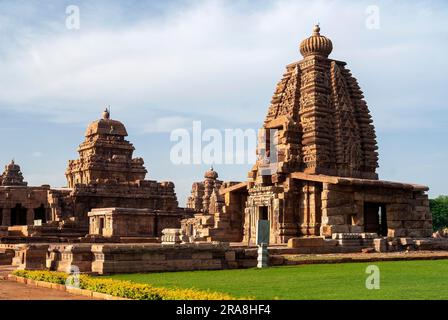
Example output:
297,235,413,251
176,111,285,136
219,182,248,195
290,172,429,192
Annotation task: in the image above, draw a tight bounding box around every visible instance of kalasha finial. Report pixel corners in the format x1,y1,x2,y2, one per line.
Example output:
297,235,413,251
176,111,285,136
313,23,321,35
103,106,110,119
299,23,333,58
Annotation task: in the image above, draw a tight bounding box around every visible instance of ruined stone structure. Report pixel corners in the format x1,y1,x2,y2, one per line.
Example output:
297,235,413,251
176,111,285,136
182,169,244,242
186,167,223,214
0,185,51,227
185,25,433,245
0,160,51,228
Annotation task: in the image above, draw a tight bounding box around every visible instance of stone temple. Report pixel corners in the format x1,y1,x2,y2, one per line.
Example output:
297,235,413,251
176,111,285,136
0,109,188,242
0,26,443,275
183,25,433,245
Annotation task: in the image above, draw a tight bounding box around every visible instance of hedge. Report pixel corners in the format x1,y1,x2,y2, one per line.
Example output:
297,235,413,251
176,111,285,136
13,270,238,300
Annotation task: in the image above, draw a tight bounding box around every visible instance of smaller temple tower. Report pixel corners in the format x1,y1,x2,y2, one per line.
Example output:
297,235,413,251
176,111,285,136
187,167,223,214
1,160,28,186
64,109,182,227
66,108,147,188
183,168,244,242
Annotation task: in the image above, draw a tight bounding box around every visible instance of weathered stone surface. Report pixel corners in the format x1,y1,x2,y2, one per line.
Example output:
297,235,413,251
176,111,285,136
374,238,387,252
287,237,325,248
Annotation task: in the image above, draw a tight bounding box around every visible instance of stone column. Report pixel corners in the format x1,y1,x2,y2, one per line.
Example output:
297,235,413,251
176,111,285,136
2,207,11,226
27,208,34,226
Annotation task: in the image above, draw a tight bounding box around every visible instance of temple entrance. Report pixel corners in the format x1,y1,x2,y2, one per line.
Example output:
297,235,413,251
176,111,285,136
34,204,47,223
364,203,388,236
11,204,27,226
98,217,105,235
259,206,269,221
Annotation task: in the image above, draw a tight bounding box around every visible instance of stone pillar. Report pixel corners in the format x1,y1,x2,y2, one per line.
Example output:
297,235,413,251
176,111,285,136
27,208,34,226
2,207,11,226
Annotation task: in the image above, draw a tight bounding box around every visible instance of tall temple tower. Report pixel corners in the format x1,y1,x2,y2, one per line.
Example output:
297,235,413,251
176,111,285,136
251,24,378,182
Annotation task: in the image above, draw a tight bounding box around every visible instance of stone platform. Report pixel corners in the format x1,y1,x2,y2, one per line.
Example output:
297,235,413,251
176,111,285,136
1,236,447,275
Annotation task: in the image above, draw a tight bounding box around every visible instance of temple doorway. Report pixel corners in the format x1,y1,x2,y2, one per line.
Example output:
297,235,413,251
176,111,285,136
11,203,27,226
259,206,269,221
34,204,47,223
98,217,105,235
364,203,388,236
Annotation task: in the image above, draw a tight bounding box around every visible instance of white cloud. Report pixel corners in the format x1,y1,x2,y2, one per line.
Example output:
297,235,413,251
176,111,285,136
142,116,191,133
0,0,444,130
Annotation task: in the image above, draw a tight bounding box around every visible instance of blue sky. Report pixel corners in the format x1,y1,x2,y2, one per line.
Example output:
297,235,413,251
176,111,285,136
0,0,447,205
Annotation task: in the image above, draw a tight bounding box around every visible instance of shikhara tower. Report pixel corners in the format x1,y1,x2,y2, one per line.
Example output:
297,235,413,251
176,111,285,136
255,24,378,182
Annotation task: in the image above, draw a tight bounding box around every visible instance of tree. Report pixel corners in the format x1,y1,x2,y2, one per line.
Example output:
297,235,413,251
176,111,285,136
430,196,448,231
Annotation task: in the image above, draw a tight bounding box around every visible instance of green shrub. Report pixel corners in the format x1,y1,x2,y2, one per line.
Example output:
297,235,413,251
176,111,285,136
13,270,236,300
430,196,448,231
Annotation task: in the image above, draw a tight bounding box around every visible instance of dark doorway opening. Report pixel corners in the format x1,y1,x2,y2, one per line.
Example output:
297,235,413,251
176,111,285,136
99,217,105,235
0,208,2,226
364,203,388,236
34,204,47,224
259,206,269,221
11,204,27,226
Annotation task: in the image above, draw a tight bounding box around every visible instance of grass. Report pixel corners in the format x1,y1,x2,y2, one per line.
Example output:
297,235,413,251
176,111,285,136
107,260,448,300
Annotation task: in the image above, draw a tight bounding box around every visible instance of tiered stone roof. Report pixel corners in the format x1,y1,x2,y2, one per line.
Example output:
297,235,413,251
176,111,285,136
66,109,147,188
1,160,28,186
251,25,379,181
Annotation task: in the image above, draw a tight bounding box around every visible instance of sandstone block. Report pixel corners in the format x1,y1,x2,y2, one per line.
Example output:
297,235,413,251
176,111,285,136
287,237,325,248
374,238,387,252
407,229,425,238
388,228,406,238
330,225,350,234
399,238,414,246
387,220,403,229
404,221,424,229
349,225,363,233
323,205,356,216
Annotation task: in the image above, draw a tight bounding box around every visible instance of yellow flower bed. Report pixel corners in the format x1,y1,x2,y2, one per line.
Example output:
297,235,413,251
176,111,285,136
13,270,237,300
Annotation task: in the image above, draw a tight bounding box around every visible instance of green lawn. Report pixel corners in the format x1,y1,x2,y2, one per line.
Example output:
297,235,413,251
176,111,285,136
107,260,448,300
